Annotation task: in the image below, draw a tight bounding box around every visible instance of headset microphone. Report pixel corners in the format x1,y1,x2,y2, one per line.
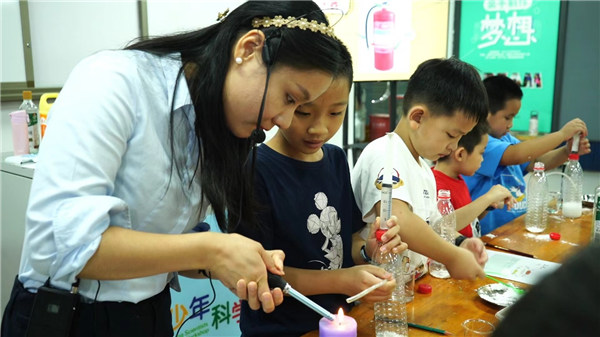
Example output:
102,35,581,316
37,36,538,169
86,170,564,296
250,30,281,146
251,128,266,144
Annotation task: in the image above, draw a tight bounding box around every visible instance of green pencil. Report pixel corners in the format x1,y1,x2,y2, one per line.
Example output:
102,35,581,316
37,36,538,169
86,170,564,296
408,322,453,335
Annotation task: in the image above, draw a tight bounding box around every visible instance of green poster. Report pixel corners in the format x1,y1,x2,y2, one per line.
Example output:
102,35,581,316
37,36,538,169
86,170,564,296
459,0,561,133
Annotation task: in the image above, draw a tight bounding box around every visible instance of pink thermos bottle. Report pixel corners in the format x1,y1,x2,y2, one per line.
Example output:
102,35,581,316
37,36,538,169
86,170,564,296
10,110,30,155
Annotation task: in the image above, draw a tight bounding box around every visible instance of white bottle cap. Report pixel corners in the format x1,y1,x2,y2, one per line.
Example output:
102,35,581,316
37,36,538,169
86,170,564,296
437,189,451,199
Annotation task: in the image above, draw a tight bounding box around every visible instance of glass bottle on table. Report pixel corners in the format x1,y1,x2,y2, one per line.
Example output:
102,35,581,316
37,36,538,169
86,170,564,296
429,189,454,279
526,162,549,233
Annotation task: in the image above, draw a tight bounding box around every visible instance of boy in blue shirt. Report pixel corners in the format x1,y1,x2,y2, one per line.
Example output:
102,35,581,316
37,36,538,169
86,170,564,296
464,75,591,235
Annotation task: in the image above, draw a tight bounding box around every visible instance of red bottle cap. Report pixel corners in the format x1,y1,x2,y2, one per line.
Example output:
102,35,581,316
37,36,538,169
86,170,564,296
375,229,387,242
550,232,561,240
417,283,432,294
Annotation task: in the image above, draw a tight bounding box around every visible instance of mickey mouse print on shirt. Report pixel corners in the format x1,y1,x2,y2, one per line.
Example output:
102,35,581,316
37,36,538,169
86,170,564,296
307,192,343,270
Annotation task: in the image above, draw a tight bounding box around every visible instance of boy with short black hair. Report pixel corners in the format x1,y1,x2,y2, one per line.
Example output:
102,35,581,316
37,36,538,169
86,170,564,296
433,121,514,238
352,58,489,280
464,75,591,235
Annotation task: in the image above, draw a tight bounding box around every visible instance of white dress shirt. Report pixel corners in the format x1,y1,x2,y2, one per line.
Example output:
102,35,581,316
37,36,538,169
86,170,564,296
19,50,204,303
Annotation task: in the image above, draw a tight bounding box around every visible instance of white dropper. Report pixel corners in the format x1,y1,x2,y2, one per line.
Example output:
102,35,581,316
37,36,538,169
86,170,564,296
379,132,395,229
571,133,581,154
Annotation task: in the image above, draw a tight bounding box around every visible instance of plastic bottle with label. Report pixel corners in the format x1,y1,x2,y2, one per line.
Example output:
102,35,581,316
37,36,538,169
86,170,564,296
526,162,549,233
592,185,600,244
429,189,454,279
372,229,408,337
18,90,40,154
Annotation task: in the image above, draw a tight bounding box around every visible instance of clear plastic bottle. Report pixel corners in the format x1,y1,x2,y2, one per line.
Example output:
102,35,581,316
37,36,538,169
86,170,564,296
372,229,408,337
592,185,600,244
18,90,40,154
429,189,454,279
562,154,583,218
526,162,549,233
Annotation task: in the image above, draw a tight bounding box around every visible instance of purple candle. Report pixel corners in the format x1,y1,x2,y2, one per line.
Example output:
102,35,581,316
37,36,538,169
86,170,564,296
319,309,357,337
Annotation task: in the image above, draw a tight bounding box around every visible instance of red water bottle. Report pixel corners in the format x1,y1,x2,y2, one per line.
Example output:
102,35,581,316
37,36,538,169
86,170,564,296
373,6,395,71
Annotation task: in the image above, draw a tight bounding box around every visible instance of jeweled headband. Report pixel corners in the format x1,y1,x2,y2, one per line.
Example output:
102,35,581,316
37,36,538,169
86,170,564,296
251,15,336,38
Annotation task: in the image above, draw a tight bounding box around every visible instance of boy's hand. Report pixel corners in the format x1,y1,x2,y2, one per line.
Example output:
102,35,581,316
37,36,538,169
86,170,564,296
341,265,396,303
365,216,409,259
566,135,592,156
486,185,516,211
459,237,488,266
559,118,588,141
445,245,486,280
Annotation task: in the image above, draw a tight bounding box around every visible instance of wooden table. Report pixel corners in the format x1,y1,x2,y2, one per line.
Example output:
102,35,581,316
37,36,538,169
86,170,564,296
481,209,593,262
302,209,593,336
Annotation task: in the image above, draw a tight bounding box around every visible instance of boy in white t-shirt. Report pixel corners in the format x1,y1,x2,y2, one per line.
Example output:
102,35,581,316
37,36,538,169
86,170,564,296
352,58,489,279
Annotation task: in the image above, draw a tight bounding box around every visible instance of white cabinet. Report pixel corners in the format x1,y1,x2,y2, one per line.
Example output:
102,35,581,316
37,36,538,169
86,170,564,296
0,153,33,316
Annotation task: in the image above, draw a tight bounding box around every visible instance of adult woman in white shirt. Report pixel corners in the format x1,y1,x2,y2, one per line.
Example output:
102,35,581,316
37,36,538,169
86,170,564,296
1,1,350,336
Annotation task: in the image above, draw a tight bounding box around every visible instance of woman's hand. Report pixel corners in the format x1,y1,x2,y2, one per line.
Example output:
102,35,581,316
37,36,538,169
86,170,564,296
209,233,285,313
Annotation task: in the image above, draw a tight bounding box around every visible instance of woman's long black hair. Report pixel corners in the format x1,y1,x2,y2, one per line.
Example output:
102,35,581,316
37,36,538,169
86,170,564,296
126,1,349,232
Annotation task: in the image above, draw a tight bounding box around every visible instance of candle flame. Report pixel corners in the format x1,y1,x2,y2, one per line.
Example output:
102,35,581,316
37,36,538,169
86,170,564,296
337,308,345,325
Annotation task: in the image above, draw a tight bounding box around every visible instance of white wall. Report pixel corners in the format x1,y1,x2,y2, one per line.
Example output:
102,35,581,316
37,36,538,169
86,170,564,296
1,102,21,153
1,1,26,83
1,0,355,161
146,0,245,36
